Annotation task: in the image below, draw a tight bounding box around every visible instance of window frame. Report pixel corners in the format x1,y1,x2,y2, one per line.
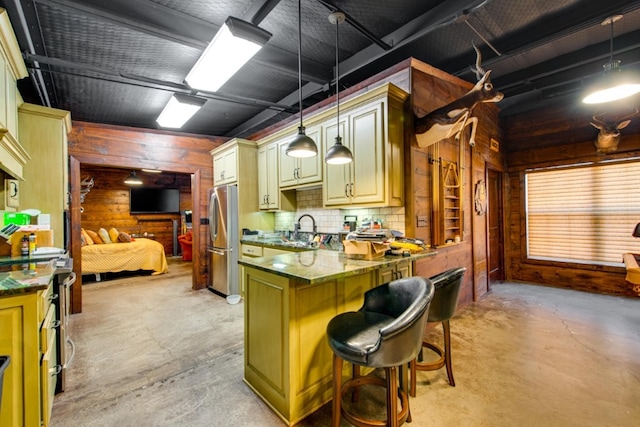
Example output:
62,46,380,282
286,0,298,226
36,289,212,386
523,159,640,268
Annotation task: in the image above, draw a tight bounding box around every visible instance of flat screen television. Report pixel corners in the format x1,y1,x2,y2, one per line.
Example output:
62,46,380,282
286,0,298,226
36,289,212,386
130,188,180,214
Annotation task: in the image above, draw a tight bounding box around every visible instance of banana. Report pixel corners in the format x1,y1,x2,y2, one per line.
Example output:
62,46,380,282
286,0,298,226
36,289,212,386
389,241,424,252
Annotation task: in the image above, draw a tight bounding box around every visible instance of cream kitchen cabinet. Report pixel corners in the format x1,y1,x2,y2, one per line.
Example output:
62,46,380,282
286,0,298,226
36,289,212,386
0,271,58,427
278,126,322,188
378,258,411,285
19,103,72,242
323,83,407,208
212,146,238,185
258,142,279,210
0,9,30,181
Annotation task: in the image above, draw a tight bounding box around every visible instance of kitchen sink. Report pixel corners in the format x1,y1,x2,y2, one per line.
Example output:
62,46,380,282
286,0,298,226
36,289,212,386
277,240,318,249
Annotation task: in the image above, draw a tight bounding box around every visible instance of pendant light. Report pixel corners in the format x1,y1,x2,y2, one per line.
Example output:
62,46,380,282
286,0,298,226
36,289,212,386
285,0,318,158
325,12,353,165
124,170,143,186
582,14,640,104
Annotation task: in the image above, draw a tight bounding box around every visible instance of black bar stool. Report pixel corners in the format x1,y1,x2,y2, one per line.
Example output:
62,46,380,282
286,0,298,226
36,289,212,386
327,276,434,427
410,267,466,395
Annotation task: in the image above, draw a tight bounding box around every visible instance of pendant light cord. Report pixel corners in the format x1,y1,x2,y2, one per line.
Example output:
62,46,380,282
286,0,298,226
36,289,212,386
608,19,614,64
335,14,340,139
298,0,303,128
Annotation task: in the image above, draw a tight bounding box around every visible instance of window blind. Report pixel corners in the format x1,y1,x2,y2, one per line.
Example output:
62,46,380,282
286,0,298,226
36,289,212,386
525,161,640,266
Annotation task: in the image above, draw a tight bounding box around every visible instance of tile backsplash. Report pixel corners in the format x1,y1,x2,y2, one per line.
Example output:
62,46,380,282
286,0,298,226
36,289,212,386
274,187,406,234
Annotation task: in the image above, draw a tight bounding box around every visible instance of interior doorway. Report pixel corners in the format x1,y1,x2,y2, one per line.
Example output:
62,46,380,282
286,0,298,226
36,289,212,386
487,168,504,284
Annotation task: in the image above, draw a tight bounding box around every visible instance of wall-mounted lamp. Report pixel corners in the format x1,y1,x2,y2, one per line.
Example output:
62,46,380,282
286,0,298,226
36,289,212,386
185,17,272,92
582,15,640,104
325,12,353,165
124,171,143,186
156,94,206,128
285,0,318,158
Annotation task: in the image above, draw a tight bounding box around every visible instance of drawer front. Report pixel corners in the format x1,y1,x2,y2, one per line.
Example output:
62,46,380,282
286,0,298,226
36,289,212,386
40,304,57,354
242,244,263,257
39,284,54,323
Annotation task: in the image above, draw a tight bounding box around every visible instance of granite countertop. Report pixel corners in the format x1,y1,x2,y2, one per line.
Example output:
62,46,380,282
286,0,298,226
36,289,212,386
0,258,57,296
241,236,325,252
238,249,436,284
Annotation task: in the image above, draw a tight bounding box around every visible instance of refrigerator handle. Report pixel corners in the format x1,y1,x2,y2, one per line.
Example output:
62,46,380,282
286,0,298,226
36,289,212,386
209,191,218,243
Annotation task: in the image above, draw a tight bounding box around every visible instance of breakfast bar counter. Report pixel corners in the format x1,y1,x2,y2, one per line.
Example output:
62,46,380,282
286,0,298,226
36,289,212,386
238,249,436,425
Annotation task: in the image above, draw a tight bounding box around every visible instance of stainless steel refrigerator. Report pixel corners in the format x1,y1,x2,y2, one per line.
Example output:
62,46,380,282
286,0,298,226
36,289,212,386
207,184,239,296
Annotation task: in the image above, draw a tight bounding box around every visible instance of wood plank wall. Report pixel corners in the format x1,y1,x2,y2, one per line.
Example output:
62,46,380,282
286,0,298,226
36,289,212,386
68,121,227,313
406,59,504,309
505,100,640,297
79,165,192,255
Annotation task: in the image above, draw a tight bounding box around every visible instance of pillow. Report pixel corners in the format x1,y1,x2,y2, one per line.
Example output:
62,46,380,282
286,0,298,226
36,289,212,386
108,227,119,243
118,231,132,242
81,228,94,245
98,227,112,244
86,229,102,244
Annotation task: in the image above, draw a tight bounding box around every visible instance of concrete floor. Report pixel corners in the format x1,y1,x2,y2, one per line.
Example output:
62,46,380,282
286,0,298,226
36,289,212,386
51,259,640,426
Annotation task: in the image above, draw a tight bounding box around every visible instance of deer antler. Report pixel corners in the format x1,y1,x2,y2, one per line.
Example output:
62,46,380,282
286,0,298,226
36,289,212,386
619,107,640,122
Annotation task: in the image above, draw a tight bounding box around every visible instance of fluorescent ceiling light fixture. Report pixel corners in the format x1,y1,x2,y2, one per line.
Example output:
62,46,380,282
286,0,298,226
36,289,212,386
156,94,206,128
185,17,272,92
582,15,640,104
124,171,143,186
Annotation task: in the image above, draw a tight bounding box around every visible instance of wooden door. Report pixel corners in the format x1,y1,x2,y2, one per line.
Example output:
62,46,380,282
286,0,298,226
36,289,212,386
487,168,504,283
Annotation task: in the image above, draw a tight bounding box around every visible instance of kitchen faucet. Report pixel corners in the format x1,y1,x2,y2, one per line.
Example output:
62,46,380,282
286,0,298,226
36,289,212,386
294,214,317,240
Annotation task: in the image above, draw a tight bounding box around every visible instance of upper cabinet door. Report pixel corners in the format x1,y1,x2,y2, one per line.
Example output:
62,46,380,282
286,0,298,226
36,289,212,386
213,147,238,185
349,101,384,205
278,125,322,189
322,118,351,206
296,125,322,186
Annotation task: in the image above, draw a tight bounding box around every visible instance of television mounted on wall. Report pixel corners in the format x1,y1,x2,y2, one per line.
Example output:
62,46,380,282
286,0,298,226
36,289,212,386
130,188,180,214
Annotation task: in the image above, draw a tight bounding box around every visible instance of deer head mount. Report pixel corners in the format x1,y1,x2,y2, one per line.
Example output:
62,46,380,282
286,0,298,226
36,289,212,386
590,108,638,154
414,45,503,148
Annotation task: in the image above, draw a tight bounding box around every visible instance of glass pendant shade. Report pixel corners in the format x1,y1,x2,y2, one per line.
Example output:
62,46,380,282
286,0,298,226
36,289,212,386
286,126,318,157
325,136,353,164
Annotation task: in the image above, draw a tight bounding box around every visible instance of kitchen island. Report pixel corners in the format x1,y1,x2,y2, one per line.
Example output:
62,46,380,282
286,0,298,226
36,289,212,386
238,249,436,425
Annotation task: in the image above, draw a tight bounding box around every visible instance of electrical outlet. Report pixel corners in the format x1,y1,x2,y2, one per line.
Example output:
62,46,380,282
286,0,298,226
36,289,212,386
417,215,428,227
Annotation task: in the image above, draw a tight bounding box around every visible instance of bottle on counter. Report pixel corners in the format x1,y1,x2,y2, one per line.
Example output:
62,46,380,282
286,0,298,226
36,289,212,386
21,235,29,256
28,232,36,256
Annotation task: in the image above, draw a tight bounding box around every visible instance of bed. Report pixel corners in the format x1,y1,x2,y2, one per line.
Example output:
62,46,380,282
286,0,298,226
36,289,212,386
81,238,168,278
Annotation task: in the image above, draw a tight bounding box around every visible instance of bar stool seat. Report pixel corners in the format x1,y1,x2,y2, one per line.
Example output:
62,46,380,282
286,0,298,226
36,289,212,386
327,276,434,427
410,267,466,395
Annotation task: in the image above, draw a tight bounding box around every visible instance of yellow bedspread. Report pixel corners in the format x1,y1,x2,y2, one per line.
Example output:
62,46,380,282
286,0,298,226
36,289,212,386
81,238,168,275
